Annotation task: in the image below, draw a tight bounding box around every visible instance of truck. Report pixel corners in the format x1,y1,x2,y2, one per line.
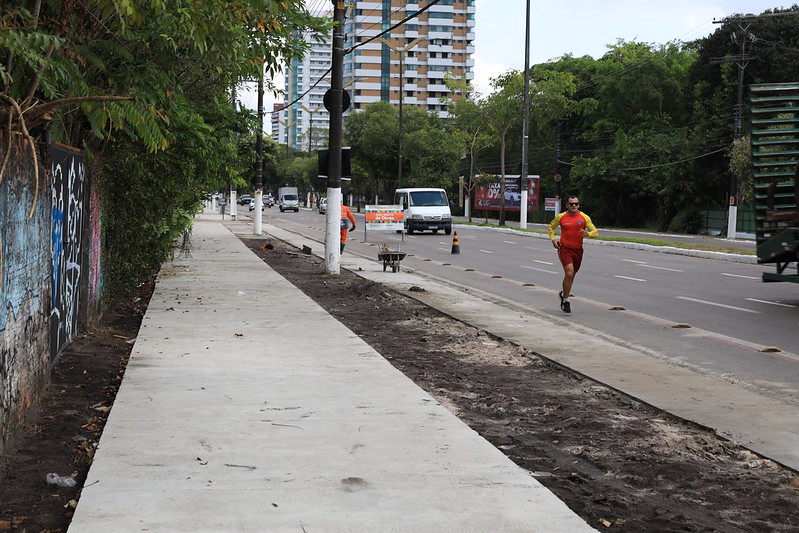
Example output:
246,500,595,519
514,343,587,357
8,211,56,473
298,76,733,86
750,82,799,283
278,186,300,212
394,188,452,235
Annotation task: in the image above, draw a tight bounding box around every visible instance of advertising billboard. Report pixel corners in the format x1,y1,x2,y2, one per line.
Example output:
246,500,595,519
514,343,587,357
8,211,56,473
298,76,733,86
474,175,539,212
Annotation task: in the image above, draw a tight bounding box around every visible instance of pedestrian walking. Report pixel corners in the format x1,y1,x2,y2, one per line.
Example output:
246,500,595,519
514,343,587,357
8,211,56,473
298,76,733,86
548,196,598,313
340,204,356,253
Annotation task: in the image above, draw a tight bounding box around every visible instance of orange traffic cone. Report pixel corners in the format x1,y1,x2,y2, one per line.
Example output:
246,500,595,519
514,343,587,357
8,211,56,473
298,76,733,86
451,232,460,254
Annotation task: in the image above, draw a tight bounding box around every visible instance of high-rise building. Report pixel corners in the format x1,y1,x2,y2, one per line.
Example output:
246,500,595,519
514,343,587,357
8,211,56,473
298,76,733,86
345,0,475,117
274,8,334,152
273,1,475,150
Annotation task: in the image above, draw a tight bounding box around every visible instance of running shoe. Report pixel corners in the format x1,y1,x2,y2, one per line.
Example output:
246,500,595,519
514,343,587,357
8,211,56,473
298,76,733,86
559,291,564,306
561,300,571,313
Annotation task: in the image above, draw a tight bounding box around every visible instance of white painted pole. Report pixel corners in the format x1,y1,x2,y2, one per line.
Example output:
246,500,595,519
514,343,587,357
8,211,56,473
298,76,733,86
326,188,343,273
727,205,738,239
254,189,263,235
520,190,528,229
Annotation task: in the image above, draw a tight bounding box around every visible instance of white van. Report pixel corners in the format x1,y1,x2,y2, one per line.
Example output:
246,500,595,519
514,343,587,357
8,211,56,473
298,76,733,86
394,188,452,235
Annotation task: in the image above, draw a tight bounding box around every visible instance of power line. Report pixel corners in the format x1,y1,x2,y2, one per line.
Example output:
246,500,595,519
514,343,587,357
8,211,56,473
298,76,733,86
556,145,730,172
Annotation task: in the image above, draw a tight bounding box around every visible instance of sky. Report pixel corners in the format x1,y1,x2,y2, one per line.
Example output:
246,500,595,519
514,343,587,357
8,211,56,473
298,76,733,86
243,1,791,131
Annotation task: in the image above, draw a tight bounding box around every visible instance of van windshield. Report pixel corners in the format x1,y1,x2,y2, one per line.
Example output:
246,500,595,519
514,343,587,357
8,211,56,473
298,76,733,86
283,194,298,201
409,191,447,207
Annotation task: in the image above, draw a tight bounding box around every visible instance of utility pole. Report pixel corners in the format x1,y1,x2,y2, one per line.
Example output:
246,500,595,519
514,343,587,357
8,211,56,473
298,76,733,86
325,0,346,274
712,18,757,239
254,68,264,235
519,0,531,229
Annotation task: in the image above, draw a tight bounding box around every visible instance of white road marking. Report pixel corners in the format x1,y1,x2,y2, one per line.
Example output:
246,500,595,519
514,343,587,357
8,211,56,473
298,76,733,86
745,298,797,308
521,265,558,274
723,272,760,280
623,259,646,264
677,296,760,314
533,259,554,265
479,249,494,254
638,264,684,272
615,275,646,282
502,240,517,244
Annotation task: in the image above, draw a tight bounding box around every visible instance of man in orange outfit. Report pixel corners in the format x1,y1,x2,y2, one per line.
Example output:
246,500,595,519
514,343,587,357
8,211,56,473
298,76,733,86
340,204,356,253
547,196,598,313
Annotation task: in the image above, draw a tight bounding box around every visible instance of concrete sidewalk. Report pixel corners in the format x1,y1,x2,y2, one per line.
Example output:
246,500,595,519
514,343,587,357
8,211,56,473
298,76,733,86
68,213,594,532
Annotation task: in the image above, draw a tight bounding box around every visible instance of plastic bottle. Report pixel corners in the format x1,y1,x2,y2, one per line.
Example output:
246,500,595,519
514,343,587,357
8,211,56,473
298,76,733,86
46,473,77,487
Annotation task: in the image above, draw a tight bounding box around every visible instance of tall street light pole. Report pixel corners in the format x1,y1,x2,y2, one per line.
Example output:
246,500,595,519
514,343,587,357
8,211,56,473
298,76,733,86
379,37,424,189
300,103,325,154
519,0,531,229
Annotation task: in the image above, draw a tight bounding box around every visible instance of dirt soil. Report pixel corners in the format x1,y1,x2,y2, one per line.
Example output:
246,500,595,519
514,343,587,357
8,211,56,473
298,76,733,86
1,236,797,533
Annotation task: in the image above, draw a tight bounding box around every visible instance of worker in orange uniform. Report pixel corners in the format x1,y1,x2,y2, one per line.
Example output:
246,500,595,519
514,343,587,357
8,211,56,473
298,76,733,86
340,204,356,253
548,195,598,313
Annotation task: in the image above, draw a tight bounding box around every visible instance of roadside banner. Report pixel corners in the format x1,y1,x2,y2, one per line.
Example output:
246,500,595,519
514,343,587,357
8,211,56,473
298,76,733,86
365,205,404,231
364,205,404,243
545,198,557,212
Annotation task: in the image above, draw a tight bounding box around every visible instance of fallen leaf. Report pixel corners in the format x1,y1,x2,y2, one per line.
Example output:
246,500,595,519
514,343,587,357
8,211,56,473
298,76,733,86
600,518,612,527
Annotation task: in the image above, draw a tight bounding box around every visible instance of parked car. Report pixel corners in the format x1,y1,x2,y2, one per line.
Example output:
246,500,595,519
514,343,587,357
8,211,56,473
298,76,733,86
238,194,252,205
248,198,263,211
319,197,327,214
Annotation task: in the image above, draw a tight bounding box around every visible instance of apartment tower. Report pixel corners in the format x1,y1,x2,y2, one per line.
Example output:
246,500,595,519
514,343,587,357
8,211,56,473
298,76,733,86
274,1,475,150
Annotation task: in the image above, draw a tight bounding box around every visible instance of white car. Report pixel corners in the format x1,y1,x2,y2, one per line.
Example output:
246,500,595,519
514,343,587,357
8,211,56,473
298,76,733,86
248,198,263,211
319,197,327,214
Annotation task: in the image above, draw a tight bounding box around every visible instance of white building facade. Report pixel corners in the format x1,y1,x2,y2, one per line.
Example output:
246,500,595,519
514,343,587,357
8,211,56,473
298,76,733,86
345,0,475,117
273,1,475,150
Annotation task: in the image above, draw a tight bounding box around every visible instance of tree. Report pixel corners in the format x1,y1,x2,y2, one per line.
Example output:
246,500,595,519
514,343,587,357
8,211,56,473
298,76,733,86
546,40,701,229
479,71,526,225
344,101,399,202
403,122,465,188
0,1,330,293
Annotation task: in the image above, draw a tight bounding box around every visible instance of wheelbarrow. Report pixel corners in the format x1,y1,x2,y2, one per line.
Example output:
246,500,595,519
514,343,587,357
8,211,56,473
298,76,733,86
377,250,407,272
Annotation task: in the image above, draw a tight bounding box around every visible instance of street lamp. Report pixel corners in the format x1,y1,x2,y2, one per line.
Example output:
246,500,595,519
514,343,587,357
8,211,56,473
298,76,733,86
300,103,325,154
519,0,531,229
379,37,424,188
278,118,298,155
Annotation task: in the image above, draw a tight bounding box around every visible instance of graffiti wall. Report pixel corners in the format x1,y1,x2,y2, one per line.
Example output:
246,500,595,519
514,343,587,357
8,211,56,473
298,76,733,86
0,134,52,448
49,143,87,359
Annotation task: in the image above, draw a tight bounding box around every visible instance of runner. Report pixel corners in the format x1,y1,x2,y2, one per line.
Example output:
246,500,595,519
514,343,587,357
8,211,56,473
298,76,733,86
547,196,598,313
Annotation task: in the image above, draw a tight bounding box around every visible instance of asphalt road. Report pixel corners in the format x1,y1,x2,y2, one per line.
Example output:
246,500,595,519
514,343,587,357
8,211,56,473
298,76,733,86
237,207,799,407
